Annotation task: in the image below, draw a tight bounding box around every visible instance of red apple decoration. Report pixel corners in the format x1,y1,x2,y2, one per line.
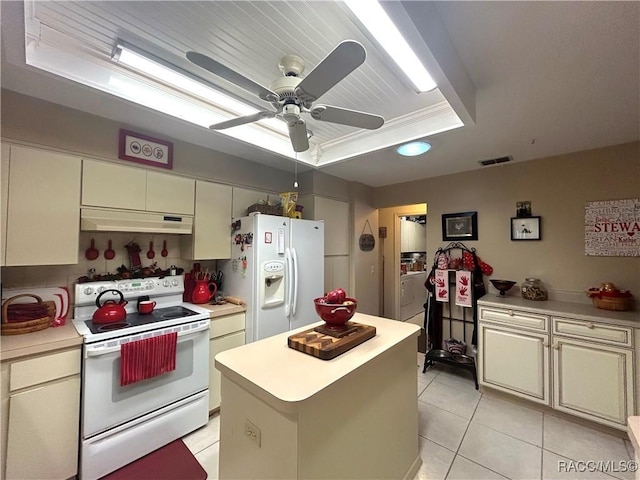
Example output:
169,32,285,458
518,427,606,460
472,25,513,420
326,287,346,304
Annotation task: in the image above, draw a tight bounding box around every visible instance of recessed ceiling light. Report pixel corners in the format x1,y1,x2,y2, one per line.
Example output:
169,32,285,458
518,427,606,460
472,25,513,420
396,141,431,156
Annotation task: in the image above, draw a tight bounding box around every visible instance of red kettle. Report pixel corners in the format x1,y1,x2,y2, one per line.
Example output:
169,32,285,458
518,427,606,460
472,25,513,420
93,289,128,324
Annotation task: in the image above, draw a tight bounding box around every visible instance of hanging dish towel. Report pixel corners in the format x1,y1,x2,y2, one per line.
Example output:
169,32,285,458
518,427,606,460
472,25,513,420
455,270,473,307
120,332,178,386
435,269,449,302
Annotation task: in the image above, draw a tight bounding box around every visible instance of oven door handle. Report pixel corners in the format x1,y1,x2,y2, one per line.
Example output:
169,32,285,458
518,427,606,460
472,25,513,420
85,323,210,357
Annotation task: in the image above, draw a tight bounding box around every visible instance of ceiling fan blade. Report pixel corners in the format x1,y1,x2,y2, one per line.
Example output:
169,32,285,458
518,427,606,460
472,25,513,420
210,110,276,130
310,105,384,130
287,118,310,152
295,40,366,105
186,51,278,101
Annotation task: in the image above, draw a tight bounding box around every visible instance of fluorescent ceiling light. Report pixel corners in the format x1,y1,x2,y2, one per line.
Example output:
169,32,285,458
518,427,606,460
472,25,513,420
344,0,437,93
112,42,288,135
396,141,431,156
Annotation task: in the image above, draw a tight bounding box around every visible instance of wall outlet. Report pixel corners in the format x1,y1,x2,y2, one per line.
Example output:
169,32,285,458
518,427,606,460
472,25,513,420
244,419,261,447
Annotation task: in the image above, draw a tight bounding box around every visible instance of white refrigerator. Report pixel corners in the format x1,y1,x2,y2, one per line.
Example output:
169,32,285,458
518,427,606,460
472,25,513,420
221,214,325,343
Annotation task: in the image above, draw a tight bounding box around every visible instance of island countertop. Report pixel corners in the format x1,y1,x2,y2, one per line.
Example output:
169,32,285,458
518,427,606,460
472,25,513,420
215,313,420,412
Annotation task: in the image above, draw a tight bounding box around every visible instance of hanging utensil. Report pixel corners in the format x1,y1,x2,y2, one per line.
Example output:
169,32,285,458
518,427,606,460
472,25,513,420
147,241,155,259
104,239,115,260
85,239,99,261
161,240,168,257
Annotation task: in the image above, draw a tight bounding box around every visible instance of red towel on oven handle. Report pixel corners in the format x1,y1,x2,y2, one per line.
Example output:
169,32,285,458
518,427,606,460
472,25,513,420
120,332,178,387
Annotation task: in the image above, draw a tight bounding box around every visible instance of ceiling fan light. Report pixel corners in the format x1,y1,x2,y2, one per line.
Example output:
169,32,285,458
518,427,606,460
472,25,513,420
343,0,437,93
396,141,431,156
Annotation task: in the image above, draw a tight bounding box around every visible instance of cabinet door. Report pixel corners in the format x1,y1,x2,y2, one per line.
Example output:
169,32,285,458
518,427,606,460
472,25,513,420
324,255,350,294
1,144,9,266
146,171,194,215
478,323,550,405
6,377,80,479
400,220,410,252
82,159,146,210
209,331,245,411
553,337,634,428
415,223,426,251
182,181,231,259
6,147,81,265
315,197,349,255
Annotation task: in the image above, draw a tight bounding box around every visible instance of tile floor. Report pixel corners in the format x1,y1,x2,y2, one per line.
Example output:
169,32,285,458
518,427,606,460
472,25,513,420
183,352,636,480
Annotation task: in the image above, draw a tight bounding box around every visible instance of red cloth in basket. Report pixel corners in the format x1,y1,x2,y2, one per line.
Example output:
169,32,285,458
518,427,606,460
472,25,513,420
120,332,178,386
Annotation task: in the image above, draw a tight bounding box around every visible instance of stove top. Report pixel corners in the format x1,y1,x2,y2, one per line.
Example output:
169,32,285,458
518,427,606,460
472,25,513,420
83,306,201,334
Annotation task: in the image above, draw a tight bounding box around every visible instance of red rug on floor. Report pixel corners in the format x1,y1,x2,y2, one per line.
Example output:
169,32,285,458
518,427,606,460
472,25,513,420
100,440,207,480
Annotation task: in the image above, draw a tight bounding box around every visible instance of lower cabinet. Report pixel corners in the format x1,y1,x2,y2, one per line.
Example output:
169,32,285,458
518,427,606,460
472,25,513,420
1,348,81,479
553,337,634,427
478,323,550,405
209,312,246,412
478,301,635,430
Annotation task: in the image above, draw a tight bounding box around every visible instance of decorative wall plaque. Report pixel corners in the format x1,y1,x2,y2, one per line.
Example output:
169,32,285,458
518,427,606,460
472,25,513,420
585,198,639,256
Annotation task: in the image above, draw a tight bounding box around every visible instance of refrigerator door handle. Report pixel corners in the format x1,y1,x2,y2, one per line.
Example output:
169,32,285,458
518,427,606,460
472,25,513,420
284,247,292,318
291,247,299,317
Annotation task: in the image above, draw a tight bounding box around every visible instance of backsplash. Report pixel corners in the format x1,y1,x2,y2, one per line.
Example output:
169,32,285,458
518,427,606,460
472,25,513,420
1,232,217,304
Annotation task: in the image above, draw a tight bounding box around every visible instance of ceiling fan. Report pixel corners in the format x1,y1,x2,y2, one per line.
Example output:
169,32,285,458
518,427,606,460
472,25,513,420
186,40,384,153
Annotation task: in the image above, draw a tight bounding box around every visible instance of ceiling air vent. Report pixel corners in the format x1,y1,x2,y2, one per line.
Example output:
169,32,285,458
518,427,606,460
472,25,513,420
478,156,512,166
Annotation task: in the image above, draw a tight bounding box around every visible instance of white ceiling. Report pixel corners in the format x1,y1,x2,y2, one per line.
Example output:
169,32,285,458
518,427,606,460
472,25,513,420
2,1,638,188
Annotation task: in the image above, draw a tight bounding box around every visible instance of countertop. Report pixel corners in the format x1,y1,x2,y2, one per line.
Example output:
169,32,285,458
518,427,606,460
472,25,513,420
478,294,640,328
1,302,246,362
1,322,83,362
401,271,428,277
215,313,420,412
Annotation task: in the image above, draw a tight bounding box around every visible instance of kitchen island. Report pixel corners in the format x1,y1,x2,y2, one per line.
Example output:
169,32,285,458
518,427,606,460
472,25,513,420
215,313,422,479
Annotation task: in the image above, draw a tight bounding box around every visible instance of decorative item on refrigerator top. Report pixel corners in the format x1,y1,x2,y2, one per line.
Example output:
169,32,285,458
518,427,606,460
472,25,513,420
221,214,325,343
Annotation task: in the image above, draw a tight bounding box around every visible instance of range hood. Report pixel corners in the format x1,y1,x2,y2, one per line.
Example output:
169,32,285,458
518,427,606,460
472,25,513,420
81,208,193,234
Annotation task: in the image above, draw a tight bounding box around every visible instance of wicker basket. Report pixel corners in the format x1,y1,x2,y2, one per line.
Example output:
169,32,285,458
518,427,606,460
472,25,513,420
247,203,283,216
592,295,634,311
1,294,53,335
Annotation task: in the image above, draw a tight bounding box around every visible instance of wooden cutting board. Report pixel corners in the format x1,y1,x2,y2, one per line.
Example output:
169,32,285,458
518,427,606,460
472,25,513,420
288,322,376,360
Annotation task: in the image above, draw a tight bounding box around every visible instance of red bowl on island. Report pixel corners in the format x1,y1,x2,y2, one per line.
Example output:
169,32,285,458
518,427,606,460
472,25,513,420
313,297,358,329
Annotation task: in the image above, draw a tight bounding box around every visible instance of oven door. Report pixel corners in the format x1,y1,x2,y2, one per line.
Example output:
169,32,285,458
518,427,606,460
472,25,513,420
82,319,209,438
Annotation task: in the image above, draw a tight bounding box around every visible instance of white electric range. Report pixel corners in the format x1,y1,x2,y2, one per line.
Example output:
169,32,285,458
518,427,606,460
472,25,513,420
73,276,211,480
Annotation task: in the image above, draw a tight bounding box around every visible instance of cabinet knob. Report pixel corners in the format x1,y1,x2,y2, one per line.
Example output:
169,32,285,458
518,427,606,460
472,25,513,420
586,322,595,329
552,343,559,350
508,310,514,316
543,342,550,348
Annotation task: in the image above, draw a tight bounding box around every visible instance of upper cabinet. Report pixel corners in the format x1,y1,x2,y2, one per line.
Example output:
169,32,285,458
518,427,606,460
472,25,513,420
2,145,81,266
303,196,350,256
181,180,232,260
82,160,195,215
1,144,10,266
400,220,426,253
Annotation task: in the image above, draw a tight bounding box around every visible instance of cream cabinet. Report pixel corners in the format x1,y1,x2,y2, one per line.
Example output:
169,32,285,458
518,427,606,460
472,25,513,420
1,143,10,266
209,312,246,412
1,348,81,480
478,322,550,404
2,145,81,266
552,319,634,427
478,298,636,430
400,220,426,253
181,180,232,260
82,159,195,215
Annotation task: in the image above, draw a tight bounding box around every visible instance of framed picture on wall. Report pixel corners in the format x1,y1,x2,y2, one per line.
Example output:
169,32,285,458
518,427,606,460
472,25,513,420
511,216,541,241
442,212,478,241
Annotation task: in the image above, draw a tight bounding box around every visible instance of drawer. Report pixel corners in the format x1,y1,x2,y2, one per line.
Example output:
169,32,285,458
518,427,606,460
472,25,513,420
210,312,245,339
552,317,633,347
10,348,81,392
479,307,548,331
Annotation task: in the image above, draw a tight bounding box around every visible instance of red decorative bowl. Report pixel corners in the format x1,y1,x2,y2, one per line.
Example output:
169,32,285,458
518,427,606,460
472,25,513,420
314,297,358,329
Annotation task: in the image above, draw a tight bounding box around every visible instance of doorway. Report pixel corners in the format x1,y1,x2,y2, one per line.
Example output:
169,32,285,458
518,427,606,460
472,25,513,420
378,203,427,320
